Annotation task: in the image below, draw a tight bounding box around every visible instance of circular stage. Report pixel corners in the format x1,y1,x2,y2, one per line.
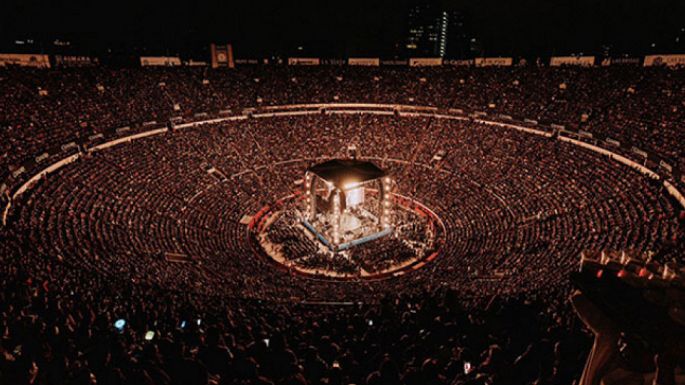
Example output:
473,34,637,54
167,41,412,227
249,192,446,280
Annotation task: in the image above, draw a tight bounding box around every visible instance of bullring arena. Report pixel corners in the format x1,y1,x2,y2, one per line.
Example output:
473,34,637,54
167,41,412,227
4,0,685,380
2,62,685,384
4,103,683,301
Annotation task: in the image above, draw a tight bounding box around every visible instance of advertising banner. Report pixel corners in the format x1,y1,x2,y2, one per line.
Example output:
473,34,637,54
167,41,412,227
234,59,259,65
186,60,208,66
320,58,345,65
54,55,99,67
409,57,443,66
444,59,473,66
474,57,512,67
140,56,181,66
348,58,380,66
550,56,595,66
380,59,408,66
288,57,321,66
608,57,641,66
643,55,685,67
0,53,51,68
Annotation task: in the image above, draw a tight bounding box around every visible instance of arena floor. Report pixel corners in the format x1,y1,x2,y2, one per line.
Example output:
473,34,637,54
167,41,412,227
250,191,445,280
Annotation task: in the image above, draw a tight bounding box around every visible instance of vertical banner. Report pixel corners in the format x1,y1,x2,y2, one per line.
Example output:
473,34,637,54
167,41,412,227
211,43,235,68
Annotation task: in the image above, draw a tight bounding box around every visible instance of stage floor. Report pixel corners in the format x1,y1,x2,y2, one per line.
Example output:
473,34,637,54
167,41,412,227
248,193,445,280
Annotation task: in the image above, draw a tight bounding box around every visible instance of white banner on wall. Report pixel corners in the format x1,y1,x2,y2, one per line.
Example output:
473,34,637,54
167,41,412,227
54,55,98,67
474,57,512,67
643,55,685,67
140,56,181,66
443,59,473,66
0,53,51,68
187,60,209,66
608,57,642,66
348,58,380,66
550,56,595,67
288,57,320,66
409,57,443,67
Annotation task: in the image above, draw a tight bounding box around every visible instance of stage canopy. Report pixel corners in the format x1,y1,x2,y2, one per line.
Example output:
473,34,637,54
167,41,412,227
307,159,386,190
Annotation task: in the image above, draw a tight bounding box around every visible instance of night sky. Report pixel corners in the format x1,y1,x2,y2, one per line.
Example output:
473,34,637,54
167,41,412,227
1,0,684,58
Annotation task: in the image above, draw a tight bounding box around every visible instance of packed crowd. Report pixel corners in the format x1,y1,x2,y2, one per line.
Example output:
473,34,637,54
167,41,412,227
1,67,684,384
0,240,589,385
10,114,682,298
1,65,684,177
